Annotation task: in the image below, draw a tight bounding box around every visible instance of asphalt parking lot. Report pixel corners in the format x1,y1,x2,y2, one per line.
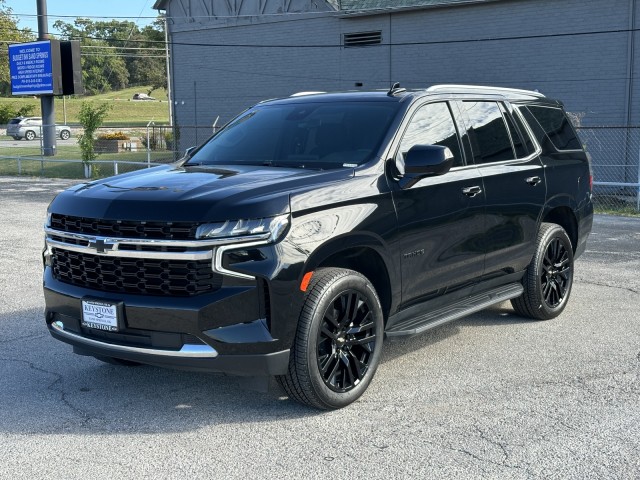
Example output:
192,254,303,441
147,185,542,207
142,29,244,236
0,176,638,479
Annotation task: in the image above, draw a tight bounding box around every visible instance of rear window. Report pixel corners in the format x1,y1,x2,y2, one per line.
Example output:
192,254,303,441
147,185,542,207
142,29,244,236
499,103,528,158
526,106,581,151
461,101,515,164
8,119,20,124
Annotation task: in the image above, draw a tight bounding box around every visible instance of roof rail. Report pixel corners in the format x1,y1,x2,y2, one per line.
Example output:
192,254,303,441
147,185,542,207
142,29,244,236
426,84,545,98
290,91,326,97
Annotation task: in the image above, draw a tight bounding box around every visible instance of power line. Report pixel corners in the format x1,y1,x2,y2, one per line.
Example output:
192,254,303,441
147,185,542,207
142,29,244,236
4,10,337,21
10,12,161,20
5,22,640,49
2,25,639,49
98,0,151,95
81,45,165,51
82,53,166,58
0,41,164,57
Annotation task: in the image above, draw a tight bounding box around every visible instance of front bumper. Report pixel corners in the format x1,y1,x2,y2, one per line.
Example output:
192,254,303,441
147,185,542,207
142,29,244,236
42,217,307,376
44,269,292,375
48,319,290,375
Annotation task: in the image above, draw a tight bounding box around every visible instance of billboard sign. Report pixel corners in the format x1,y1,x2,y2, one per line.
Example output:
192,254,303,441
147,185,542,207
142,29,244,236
9,40,62,96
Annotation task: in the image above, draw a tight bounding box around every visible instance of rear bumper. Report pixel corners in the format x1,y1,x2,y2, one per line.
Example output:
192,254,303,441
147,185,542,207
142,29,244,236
47,317,290,375
574,199,594,260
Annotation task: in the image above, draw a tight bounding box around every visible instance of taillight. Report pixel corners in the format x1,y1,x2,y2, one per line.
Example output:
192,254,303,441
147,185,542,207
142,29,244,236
589,174,593,192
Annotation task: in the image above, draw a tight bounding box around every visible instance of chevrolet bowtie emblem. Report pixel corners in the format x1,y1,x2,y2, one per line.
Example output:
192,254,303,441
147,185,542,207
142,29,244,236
91,239,106,253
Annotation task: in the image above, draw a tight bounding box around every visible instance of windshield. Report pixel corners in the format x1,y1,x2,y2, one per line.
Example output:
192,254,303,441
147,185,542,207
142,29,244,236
187,102,400,169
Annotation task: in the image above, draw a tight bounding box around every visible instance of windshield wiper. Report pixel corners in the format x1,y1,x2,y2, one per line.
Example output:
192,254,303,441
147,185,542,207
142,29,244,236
262,160,313,169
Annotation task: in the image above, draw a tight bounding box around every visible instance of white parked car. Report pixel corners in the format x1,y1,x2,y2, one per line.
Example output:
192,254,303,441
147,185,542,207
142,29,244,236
6,117,72,141
132,93,156,101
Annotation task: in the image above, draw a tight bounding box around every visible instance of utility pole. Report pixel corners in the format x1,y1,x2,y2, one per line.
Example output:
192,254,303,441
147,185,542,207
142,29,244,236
163,13,173,126
37,0,56,156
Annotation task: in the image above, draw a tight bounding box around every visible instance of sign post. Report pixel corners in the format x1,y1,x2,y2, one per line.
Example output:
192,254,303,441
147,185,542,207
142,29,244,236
37,0,56,156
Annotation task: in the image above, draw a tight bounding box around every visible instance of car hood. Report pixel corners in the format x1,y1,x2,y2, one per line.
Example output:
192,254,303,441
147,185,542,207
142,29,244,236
48,164,354,222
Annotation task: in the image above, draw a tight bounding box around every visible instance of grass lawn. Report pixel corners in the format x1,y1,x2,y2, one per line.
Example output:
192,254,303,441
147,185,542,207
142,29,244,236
0,157,165,179
594,206,640,217
0,141,177,179
0,87,170,126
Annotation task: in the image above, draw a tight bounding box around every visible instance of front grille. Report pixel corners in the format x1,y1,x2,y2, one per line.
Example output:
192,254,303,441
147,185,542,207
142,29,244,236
51,248,222,296
50,213,200,240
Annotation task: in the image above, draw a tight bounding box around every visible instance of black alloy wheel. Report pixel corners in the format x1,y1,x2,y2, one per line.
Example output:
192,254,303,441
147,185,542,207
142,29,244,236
541,236,571,308
512,222,574,320
316,290,377,393
278,268,384,409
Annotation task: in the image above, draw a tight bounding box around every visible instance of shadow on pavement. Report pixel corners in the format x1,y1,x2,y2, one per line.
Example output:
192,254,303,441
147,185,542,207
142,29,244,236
0,308,319,435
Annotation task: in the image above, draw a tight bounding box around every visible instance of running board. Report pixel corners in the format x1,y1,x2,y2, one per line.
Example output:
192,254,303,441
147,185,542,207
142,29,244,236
385,283,524,338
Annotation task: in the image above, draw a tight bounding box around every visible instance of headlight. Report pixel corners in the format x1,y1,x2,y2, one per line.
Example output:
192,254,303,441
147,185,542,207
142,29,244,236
196,214,289,242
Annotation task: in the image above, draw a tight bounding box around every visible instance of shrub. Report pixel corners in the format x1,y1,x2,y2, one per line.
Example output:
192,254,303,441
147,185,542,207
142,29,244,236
97,131,130,140
77,102,112,163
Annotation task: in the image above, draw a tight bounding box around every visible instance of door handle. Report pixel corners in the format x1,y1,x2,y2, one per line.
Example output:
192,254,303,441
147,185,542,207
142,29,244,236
462,186,482,197
526,176,542,186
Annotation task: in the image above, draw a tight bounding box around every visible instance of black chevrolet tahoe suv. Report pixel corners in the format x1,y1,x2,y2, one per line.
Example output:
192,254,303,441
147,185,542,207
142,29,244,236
44,84,593,409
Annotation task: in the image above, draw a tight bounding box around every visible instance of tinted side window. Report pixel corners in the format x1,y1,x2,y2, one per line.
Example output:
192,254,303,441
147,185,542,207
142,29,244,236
462,101,515,164
499,103,527,158
517,106,547,146
526,105,581,150
398,102,464,168
511,107,536,154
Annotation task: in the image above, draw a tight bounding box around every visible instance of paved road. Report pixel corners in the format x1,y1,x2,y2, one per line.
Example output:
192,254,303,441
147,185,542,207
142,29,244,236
0,176,638,479
0,138,77,150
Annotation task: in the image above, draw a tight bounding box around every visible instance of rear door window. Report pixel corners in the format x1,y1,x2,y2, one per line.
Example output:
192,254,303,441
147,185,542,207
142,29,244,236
461,101,515,164
511,107,536,154
526,105,581,150
499,103,528,158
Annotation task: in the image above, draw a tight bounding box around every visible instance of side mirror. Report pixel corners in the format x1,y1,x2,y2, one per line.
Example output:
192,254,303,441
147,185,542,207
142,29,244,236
185,146,197,157
404,144,454,177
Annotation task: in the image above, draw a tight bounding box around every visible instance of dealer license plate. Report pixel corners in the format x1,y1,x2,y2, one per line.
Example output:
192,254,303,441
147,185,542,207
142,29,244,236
81,300,119,332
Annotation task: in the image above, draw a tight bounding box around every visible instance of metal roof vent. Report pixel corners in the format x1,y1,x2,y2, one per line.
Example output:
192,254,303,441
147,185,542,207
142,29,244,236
343,31,383,47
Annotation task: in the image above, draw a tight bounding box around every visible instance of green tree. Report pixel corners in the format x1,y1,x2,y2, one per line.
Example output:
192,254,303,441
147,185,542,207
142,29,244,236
54,17,166,95
0,103,35,123
0,1,35,96
77,102,112,163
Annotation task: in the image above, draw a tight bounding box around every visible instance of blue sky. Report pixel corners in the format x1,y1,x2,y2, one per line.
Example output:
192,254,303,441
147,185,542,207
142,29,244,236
5,0,160,33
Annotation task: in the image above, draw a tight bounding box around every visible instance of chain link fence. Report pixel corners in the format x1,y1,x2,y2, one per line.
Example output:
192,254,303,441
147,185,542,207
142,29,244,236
1,122,639,214
0,124,218,178
576,127,640,214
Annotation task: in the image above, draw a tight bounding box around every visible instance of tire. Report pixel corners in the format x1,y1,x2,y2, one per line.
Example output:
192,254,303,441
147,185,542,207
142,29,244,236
25,130,36,141
277,268,384,410
12,136,21,140
511,222,574,320
60,130,71,140
93,355,143,367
